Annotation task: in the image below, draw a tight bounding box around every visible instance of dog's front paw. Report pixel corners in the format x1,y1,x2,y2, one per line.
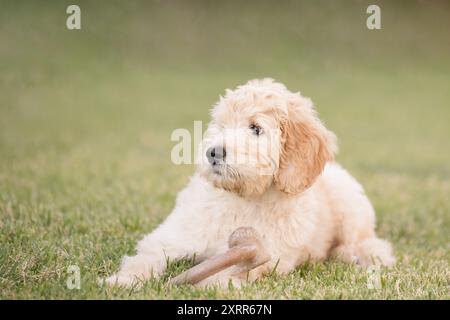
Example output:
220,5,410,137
101,273,142,288
101,254,164,288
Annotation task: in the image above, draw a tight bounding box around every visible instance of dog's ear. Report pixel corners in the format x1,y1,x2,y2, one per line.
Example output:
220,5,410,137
274,94,337,195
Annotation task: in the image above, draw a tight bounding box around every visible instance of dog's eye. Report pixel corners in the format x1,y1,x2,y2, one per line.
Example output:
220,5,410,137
249,124,263,136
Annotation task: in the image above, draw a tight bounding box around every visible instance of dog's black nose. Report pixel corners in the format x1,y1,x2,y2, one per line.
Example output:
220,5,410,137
206,146,226,165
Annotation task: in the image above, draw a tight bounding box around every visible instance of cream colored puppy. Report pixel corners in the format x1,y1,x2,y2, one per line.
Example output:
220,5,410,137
106,78,395,287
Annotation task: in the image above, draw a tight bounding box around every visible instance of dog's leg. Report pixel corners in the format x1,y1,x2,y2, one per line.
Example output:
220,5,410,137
322,164,396,267
104,218,203,287
104,253,166,287
332,238,395,267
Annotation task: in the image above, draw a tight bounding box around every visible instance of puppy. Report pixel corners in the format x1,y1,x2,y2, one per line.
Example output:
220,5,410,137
106,78,395,288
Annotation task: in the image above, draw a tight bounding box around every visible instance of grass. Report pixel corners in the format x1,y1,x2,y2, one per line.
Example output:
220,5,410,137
0,0,449,299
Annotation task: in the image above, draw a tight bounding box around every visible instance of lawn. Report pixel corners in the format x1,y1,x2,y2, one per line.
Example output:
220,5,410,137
0,0,449,299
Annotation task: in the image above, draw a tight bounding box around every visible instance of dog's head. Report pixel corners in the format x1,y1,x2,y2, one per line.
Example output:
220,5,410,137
198,78,337,197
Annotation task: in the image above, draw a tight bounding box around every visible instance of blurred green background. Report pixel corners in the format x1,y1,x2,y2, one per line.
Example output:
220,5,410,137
0,0,449,299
